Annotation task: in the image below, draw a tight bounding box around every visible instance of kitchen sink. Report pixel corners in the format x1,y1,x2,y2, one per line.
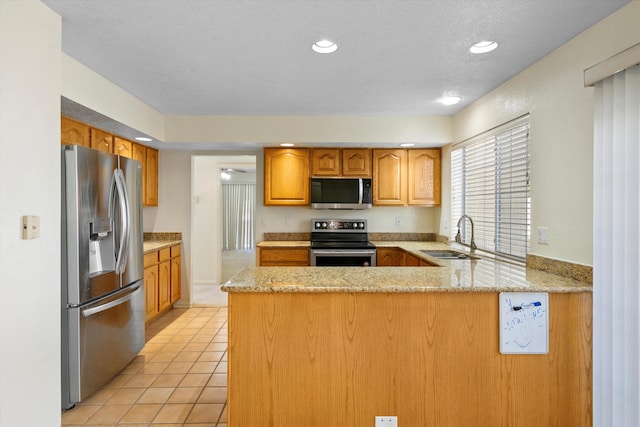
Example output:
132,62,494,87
420,249,481,260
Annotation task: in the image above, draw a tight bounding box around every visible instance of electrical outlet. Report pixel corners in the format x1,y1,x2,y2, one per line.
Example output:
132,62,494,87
394,216,401,227
375,416,398,427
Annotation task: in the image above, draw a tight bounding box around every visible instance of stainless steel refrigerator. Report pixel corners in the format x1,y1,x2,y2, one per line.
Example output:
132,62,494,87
61,144,145,409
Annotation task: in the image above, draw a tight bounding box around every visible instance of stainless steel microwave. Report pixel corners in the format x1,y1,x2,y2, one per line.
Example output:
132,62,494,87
310,177,372,209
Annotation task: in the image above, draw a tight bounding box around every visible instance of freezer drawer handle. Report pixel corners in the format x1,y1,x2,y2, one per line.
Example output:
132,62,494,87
81,283,141,317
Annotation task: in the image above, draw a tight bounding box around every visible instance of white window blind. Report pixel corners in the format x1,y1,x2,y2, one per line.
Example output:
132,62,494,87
451,115,530,260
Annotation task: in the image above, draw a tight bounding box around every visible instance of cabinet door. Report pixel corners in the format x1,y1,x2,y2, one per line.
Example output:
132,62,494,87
408,149,441,206
373,149,407,205
131,143,147,203
90,128,113,153
264,148,310,205
144,266,159,322
311,148,341,176
405,253,420,266
61,116,90,147
145,147,159,206
171,256,181,303
114,137,133,159
376,247,405,266
158,260,171,312
342,149,372,177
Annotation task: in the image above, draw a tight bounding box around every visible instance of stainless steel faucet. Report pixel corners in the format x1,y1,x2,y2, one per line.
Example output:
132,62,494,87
455,215,477,253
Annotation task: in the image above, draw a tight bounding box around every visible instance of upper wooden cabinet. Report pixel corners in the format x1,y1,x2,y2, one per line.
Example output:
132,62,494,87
90,128,113,153
342,149,372,176
59,117,159,207
264,148,310,205
372,149,407,205
61,116,90,147
373,148,441,207
145,147,159,206
408,149,441,206
114,137,133,159
311,148,341,176
311,148,372,177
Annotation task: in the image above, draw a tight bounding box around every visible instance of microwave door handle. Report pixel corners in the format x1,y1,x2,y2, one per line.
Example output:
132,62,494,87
358,179,363,204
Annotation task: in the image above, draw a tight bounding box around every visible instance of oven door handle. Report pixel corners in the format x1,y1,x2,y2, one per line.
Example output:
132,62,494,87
311,249,376,255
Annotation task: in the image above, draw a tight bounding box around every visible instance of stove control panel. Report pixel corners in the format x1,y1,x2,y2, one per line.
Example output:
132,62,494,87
312,219,367,232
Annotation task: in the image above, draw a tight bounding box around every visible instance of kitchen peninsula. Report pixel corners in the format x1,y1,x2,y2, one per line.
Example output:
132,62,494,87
222,243,592,427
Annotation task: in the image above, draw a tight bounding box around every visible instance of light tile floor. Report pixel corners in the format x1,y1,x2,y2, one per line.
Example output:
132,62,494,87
192,250,255,306
62,306,229,426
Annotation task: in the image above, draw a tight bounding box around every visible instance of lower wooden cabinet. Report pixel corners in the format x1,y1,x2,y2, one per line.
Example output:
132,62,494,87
377,247,436,267
170,245,181,302
258,247,309,266
376,247,406,266
144,262,159,322
144,244,182,323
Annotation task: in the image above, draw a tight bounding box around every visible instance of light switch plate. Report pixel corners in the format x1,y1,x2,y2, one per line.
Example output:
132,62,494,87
22,215,40,239
537,226,549,245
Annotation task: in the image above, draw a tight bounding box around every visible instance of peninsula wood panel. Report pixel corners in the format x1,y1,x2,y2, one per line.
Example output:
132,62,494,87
228,291,592,427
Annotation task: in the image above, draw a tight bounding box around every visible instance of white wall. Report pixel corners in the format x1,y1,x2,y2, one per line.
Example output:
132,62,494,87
165,115,452,144
192,155,256,305
62,54,165,141
142,151,193,306
0,1,61,425
453,1,640,266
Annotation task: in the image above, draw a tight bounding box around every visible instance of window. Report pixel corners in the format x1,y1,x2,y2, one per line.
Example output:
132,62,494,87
451,115,530,260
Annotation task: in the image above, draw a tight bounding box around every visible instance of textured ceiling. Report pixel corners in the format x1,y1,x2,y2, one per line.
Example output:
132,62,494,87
43,0,629,118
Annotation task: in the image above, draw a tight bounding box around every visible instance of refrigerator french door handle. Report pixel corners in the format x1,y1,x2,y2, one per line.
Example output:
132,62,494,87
81,282,141,317
113,168,131,275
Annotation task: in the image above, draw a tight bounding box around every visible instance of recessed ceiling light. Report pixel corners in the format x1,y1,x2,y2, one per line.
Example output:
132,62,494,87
440,96,462,106
135,136,152,142
312,39,338,54
280,143,295,147
400,143,415,147
469,41,498,54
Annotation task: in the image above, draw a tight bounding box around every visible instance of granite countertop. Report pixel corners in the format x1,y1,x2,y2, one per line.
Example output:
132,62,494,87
225,241,592,293
143,240,181,253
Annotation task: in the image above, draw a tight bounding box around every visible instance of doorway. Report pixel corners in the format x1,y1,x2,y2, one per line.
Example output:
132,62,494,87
191,155,256,305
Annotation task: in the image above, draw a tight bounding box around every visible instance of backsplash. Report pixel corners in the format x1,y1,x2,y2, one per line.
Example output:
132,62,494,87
527,254,593,284
143,232,182,241
263,233,311,241
368,233,437,241
262,232,438,242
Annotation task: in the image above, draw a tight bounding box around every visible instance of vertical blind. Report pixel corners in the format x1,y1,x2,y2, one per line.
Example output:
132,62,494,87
222,183,256,251
451,115,530,260
593,63,640,427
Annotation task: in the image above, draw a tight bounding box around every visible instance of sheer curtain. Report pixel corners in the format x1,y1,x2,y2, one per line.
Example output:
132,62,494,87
593,63,640,426
222,183,255,250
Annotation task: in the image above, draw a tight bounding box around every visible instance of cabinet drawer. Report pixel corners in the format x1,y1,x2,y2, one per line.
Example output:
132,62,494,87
144,252,158,268
259,248,309,266
159,248,171,262
171,245,181,258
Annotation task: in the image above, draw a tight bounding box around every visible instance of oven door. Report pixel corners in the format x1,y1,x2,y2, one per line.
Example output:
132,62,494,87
310,249,376,267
